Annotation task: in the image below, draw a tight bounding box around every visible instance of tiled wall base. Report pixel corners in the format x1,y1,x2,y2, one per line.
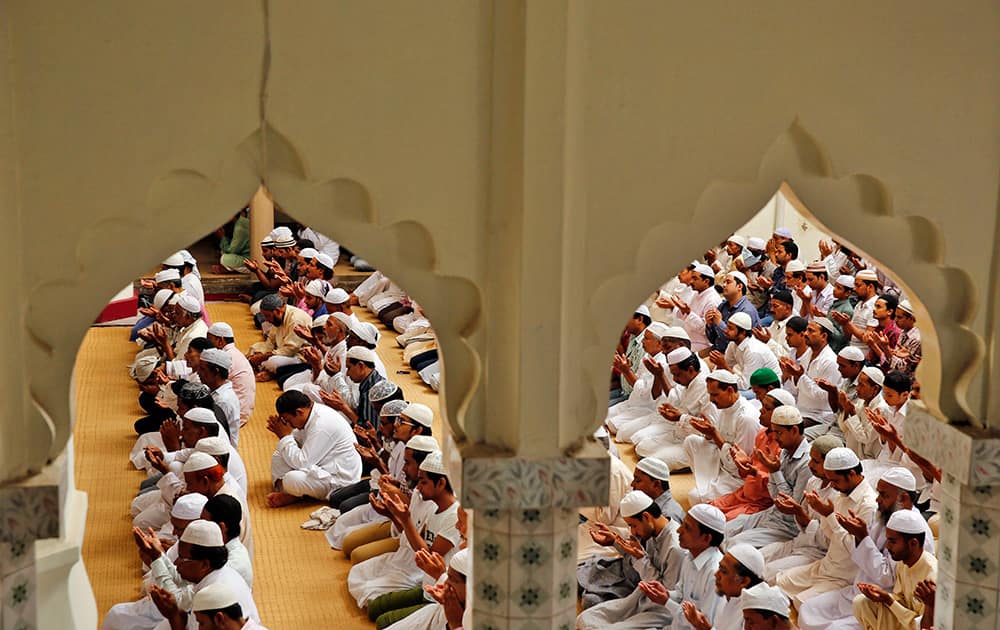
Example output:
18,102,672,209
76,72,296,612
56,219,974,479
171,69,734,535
472,508,578,630
1,541,36,630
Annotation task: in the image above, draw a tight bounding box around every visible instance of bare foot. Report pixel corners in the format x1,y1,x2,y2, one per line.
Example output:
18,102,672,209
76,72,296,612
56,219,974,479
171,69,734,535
266,491,301,508
255,371,273,382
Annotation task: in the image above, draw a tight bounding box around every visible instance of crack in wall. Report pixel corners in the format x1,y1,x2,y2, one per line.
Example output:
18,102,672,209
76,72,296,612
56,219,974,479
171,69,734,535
258,0,272,183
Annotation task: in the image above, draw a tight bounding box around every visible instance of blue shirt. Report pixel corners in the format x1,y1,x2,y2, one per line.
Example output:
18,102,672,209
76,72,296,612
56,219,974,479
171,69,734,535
705,295,760,352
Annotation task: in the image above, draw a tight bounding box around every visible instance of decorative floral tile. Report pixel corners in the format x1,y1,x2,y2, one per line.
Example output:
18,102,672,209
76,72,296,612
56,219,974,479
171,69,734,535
904,405,971,484
961,482,1000,511
475,577,508,611
462,456,610,509
1,562,36,630
959,552,997,587
0,485,60,546
969,438,1000,488
474,508,510,534
948,579,999,630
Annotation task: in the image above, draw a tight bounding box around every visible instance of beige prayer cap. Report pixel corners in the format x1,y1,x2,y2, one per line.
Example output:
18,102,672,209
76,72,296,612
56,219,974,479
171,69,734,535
806,261,828,274
666,347,693,365
813,317,838,336
742,583,791,617
770,405,803,426
346,346,378,364
664,326,690,341
824,446,860,471
727,234,747,248
881,467,917,492
183,452,220,473
401,402,434,428
728,312,753,331
405,435,439,453
887,509,926,535
449,548,471,577
171,493,208,520
898,299,915,316
856,269,880,283
129,355,159,382
861,366,885,387
419,450,448,475
645,321,670,339
811,434,843,456
707,369,739,386
727,543,765,580
636,457,671,481
688,504,726,535
194,436,230,457
619,490,655,518
193,583,239,611
785,260,806,274
180,519,224,547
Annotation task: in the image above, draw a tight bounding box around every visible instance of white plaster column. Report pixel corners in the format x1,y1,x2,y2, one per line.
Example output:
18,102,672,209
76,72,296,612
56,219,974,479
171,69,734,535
248,184,274,261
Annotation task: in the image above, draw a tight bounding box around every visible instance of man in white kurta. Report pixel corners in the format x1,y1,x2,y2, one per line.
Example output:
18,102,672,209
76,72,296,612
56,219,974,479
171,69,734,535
206,322,256,427
683,370,761,504
197,348,242,447
578,452,634,561
690,544,766,630
677,264,723,354
710,312,780,392
778,317,841,437
607,322,670,440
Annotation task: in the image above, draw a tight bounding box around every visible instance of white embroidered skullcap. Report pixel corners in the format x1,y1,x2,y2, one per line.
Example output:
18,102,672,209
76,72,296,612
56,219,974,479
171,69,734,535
154,269,181,283
728,543,765,580
747,237,766,251
184,408,219,426
349,320,380,345
856,269,880,283
315,253,335,270
707,369,739,385
162,253,185,267
636,457,671,481
836,274,855,288
325,287,351,305
199,348,231,370
153,288,176,310
727,235,747,248
180,519,224,548
770,405,803,426
742,583,791,617
270,226,293,240
666,347,693,365
330,312,353,328
129,355,159,382
785,260,806,274
693,263,715,278
419,450,448,475
838,346,866,362
813,317,837,335
862,366,885,387
449,548,471,577
207,322,234,338
304,279,328,299
728,312,753,331
194,436,230,457
774,227,793,239
881,467,917,492
171,493,208,520
312,314,329,329
664,326,690,341
620,490,655,518
887,509,927,535
646,322,670,339
824,446,860,471
299,247,318,259
897,299,914,316
727,271,749,289
405,435,440,453
192,582,239,611
765,389,796,407
635,304,651,318
380,399,410,417
176,294,201,314
369,379,399,403
688,504,726,535
402,402,434,428
183,452,221,473
346,346,378,364
260,235,274,246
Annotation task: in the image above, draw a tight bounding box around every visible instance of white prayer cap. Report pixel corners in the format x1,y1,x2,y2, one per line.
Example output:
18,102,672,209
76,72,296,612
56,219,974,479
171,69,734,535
765,389,796,407
346,346,378,364
154,269,181,283
620,490,655,518
727,235,747,248
419,450,448,475
747,237,766,251
813,317,837,336
369,379,399,402
688,504,726,535
861,366,885,387
402,402,434,428
666,347,693,365
898,299,914,316
664,326,690,341
176,294,201,314
770,405,803,426
693,263,715,278
838,346,866,362
727,543,765,580
171,493,208,520
330,312,353,329
806,261,828,274
728,312,753,331
179,250,197,266
270,226,292,240
162,253,185,267
405,435,439,453
774,227,793,239
707,369,739,386
315,253,335,270
856,269,880,283
305,279,329,299
881,467,917,492
866,318,880,328
449,548,471,577
380,399,409,417
192,583,239,612
836,274,855,288
645,322,670,340
260,235,274,246
636,457,671,481
887,509,927,535
742,583,791,617
199,348,231,370
207,322,234,338
727,270,749,289
349,320,381,345
635,304,651,318
824,446,860,471
183,452,221,473
180,519,224,548
312,314,329,329
129,355,159,382
299,247,318,259
324,287,350,305
184,408,219,426
785,260,806,274
153,289,175,310
194,436,230,457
